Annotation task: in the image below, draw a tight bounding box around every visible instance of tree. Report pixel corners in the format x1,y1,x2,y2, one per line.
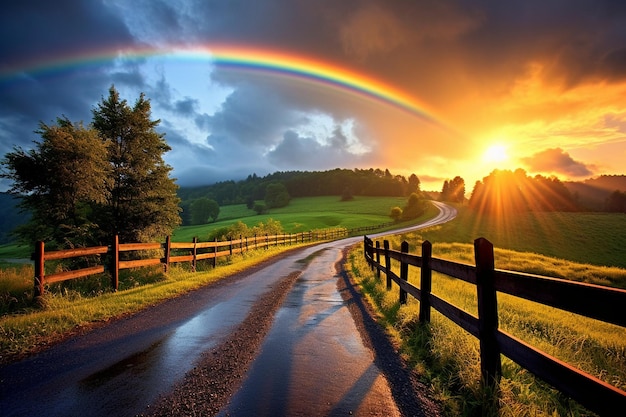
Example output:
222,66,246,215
341,186,354,201
92,86,180,242
401,192,426,220
1,117,109,247
408,174,421,195
440,176,465,203
606,190,626,212
389,206,403,221
190,198,220,224
264,182,290,208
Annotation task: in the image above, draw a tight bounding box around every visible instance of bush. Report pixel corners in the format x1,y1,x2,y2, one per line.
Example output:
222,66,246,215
401,193,427,220
253,203,268,214
390,206,403,221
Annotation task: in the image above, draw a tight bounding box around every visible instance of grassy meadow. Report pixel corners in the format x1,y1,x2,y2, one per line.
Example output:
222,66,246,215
173,195,410,241
0,195,424,361
346,206,626,416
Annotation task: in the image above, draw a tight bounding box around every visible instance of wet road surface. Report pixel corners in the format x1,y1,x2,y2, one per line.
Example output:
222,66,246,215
0,202,455,416
216,246,401,416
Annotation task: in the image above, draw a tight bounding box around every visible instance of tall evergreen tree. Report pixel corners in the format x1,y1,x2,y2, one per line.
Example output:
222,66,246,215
92,86,180,242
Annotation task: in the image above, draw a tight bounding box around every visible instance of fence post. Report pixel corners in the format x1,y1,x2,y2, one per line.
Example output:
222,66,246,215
384,240,392,290
399,241,409,304
33,241,45,298
111,235,119,292
420,240,432,323
192,237,197,272
474,237,501,387
213,237,217,268
164,236,171,273
229,237,233,256
375,241,381,280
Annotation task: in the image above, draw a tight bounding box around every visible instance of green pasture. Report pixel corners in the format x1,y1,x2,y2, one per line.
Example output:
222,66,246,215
400,207,626,269
174,195,408,242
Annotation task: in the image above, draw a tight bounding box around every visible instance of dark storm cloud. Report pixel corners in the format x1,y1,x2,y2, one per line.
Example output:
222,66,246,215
267,128,366,170
174,98,200,116
204,82,304,148
521,148,594,177
1,0,132,68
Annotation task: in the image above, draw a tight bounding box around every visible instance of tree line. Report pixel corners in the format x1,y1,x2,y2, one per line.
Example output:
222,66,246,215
467,169,604,214
179,168,421,205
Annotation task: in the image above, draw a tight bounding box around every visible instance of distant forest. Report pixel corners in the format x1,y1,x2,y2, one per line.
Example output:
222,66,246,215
178,168,422,205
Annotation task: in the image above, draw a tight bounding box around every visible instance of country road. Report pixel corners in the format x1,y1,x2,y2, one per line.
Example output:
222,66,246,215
0,202,456,417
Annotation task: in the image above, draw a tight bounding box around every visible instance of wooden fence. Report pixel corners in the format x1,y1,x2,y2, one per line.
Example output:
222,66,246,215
363,236,626,415
32,229,347,297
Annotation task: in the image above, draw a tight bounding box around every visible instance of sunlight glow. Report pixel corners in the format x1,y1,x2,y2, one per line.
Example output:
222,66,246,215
483,144,509,163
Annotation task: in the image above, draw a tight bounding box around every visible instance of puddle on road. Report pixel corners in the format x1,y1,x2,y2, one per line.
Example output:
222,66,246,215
219,247,400,416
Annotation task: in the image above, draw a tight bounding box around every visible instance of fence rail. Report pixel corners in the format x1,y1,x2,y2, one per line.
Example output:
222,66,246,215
363,236,626,416
32,228,349,297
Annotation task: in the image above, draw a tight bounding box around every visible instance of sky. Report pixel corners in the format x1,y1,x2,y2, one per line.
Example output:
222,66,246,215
1,1,626,192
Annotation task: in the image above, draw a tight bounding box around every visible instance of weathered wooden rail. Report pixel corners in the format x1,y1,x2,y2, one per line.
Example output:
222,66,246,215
363,236,626,415
32,229,348,296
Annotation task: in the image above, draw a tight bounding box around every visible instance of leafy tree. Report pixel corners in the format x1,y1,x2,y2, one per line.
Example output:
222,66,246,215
1,117,109,247
440,176,465,203
253,202,268,214
389,206,403,221
190,198,220,224
401,192,426,220
92,86,180,242
605,190,626,212
469,169,577,214
408,173,421,195
264,182,290,208
341,186,354,201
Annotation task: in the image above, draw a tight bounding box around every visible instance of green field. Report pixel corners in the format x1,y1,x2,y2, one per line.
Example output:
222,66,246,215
396,207,626,269
173,195,409,242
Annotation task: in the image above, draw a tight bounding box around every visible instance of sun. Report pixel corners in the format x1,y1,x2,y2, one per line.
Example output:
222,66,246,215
483,144,509,163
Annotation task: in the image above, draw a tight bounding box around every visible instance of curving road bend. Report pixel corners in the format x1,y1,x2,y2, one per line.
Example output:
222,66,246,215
0,202,456,417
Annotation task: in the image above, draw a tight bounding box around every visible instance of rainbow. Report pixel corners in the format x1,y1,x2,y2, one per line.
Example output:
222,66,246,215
1,44,447,128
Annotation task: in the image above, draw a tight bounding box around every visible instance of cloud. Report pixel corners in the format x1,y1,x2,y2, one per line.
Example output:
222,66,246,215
267,128,369,170
204,82,303,148
521,148,594,177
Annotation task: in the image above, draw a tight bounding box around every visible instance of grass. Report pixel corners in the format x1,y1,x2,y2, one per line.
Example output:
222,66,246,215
346,207,626,416
407,207,626,268
173,196,408,241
